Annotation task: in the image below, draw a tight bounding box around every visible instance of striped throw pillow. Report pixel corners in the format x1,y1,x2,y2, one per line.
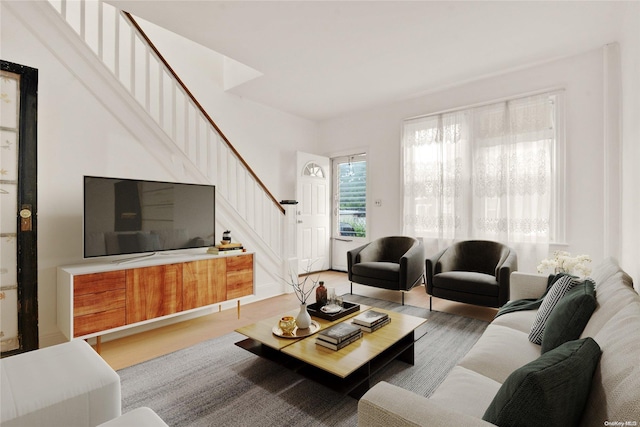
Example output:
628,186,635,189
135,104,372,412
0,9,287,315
528,275,581,345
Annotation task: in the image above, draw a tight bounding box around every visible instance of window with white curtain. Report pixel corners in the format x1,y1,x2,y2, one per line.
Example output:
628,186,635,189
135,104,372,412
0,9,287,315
402,91,563,249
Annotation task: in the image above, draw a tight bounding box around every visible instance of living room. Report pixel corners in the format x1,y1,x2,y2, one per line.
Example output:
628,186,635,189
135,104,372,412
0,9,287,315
1,1,639,426
2,0,638,347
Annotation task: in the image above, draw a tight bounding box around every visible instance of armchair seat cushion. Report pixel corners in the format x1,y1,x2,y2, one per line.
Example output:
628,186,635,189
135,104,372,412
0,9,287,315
433,272,499,297
351,262,399,282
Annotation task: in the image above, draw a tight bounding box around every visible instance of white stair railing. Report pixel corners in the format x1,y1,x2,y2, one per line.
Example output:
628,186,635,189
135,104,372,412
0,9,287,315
46,0,284,258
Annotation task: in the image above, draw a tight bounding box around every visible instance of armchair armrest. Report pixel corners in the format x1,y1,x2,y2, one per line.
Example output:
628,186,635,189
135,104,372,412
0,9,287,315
509,272,549,301
347,243,368,281
496,250,517,282
399,241,425,290
425,248,447,284
358,382,495,427
496,250,517,304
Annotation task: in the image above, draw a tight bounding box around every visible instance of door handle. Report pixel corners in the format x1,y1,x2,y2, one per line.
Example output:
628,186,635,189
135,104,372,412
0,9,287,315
333,237,353,242
19,205,33,231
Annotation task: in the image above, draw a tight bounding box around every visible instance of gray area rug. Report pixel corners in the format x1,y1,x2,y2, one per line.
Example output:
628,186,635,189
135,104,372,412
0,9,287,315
119,294,489,427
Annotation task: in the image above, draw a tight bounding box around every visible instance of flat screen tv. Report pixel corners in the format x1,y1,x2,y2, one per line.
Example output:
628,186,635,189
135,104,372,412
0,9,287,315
84,176,215,258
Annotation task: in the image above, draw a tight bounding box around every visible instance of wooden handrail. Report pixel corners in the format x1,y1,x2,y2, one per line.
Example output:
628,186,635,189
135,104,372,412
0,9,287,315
123,11,285,215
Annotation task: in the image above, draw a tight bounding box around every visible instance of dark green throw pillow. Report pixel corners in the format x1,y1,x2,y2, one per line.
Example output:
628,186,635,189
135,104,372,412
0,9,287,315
483,338,602,427
541,282,597,353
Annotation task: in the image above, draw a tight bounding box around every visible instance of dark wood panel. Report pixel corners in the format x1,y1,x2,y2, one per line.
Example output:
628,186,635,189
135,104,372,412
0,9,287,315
125,264,183,324
74,309,126,337
74,271,126,296
74,289,126,317
226,254,253,272
183,258,226,310
227,270,253,299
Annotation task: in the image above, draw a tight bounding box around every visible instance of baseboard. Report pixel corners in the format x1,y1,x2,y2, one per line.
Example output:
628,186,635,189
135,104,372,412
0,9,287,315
39,330,67,348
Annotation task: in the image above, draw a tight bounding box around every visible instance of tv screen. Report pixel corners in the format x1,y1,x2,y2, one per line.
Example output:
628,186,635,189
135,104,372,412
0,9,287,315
84,176,215,258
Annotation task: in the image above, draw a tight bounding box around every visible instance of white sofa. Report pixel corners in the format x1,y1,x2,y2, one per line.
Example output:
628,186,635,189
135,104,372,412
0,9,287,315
98,407,169,427
358,258,640,426
1,340,121,427
1,340,169,427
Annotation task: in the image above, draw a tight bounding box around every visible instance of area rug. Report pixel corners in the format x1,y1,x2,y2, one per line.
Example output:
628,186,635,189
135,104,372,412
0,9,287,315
118,294,489,427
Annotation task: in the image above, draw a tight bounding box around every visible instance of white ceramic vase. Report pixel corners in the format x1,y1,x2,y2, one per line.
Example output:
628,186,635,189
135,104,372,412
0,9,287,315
296,303,312,329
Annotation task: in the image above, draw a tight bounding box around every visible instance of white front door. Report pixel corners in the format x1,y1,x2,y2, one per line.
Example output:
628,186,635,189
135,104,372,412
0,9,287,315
295,152,331,274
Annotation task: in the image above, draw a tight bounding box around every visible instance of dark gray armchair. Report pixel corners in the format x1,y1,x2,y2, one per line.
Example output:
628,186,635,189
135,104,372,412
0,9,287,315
347,236,425,305
425,240,517,309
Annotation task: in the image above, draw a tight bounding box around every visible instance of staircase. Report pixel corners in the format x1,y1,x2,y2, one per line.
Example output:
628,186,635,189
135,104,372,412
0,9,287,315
8,0,288,299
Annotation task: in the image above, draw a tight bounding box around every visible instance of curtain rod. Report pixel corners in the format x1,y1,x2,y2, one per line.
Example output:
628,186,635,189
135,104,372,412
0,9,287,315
404,86,565,122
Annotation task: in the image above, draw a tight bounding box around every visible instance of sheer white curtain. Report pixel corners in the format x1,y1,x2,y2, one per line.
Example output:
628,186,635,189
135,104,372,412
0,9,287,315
403,92,560,270
402,110,470,255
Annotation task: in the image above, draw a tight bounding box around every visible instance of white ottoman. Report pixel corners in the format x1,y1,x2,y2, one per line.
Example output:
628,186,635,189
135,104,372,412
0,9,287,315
1,340,121,427
98,407,168,427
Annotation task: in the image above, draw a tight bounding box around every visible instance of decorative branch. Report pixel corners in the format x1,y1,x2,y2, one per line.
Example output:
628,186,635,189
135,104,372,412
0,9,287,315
281,260,321,304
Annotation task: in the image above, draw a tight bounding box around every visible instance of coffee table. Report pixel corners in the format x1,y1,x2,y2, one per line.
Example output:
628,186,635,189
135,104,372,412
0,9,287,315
235,306,427,398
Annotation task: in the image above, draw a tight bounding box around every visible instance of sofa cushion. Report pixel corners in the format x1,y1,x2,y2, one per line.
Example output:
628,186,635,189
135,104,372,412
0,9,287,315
428,366,502,419
581,270,635,338
458,324,541,384
584,300,640,425
482,337,602,427
589,257,621,286
541,281,597,353
491,310,539,335
359,381,496,427
528,274,588,344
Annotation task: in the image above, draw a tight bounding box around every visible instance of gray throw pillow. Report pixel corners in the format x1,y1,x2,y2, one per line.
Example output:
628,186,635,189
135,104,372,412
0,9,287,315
529,274,581,344
483,337,602,427
541,280,596,353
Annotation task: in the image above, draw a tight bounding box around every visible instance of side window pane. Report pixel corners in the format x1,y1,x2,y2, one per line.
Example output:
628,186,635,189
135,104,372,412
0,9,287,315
337,155,366,237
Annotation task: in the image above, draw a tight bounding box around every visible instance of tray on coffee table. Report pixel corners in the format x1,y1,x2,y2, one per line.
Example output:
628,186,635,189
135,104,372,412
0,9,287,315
307,301,360,321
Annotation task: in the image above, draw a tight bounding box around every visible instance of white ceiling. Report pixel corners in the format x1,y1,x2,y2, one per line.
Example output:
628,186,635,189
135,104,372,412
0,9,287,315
106,1,628,121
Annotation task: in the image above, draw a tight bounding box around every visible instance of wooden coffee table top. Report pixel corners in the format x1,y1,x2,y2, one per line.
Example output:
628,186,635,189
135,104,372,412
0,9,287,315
235,306,427,378
282,308,426,378
235,304,372,351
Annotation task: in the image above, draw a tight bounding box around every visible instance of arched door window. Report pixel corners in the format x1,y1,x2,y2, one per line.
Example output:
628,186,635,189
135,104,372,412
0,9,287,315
302,162,325,179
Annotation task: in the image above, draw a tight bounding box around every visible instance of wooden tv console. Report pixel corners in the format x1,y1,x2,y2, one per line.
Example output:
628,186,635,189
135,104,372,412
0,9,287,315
57,252,254,347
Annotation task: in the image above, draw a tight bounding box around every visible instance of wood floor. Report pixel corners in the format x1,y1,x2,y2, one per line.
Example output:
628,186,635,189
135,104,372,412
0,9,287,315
98,270,497,371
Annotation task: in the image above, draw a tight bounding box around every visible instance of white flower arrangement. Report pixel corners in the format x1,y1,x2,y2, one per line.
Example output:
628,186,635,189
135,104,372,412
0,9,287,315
537,251,592,277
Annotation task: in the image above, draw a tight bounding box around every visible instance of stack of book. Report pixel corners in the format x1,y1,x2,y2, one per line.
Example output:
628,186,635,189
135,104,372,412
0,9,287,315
315,322,362,350
207,243,244,255
352,310,391,332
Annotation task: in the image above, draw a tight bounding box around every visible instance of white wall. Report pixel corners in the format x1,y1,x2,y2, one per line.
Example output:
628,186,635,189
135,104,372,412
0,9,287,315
1,2,317,346
619,2,640,289
319,48,622,274
135,17,318,201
